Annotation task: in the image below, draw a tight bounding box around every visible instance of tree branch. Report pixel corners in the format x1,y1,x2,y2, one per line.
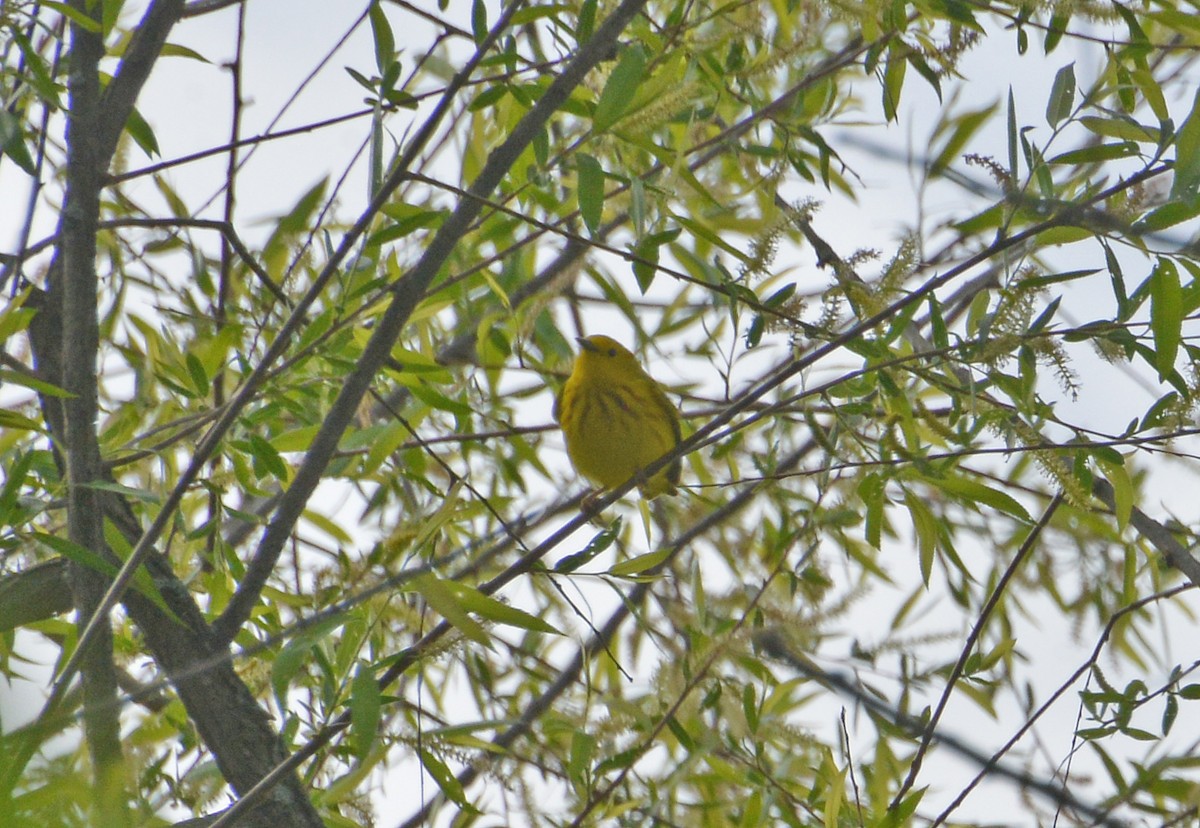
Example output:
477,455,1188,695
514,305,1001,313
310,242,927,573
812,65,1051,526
212,0,651,643
57,3,125,820
755,630,1127,827
1094,478,1200,590
95,0,187,165
400,440,815,826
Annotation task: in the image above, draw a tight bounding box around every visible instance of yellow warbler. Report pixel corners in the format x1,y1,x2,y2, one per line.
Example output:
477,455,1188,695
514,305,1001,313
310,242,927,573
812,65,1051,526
554,334,681,499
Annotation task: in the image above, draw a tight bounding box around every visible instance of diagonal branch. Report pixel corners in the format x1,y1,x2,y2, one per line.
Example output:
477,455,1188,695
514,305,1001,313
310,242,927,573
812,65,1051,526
211,0,652,643
398,440,816,827
893,493,1064,809
22,289,325,825
755,630,1127,827
95,0,187,165
1094,478,1200,589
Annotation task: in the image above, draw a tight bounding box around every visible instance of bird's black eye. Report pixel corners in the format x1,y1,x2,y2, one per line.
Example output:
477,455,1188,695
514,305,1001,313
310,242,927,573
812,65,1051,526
608,348,617,357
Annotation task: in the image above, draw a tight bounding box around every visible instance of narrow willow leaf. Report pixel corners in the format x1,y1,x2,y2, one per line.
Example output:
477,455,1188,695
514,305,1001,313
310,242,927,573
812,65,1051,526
1136,196,1200,233
554,519,620,572
577,0,596,42
905,492,937,586
567,730,595,796
369,0,395,73
593,46,646,132
609,548,671,577
0,110,36,174
1173,87,1200,197
577,153,604,233
926,474,1032,522
445,581,561,635
409,574,491,647
350,664,382,761
1094,453,1133,530
1007,87,1018,186
1043,12,1068,53
471,0,488,44
1078,115,1159,143
858,473,885,550
1150,258,1182,380
1045,63,1076,126
1047,142,1136,165
420,749,474,810
882,48,905,122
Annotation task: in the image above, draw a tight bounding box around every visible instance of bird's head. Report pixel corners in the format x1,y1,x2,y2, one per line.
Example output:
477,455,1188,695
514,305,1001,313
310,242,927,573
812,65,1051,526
574,335,639,376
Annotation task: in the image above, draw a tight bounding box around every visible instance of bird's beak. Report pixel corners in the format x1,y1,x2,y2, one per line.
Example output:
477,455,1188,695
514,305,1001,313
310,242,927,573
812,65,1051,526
576,337,598,353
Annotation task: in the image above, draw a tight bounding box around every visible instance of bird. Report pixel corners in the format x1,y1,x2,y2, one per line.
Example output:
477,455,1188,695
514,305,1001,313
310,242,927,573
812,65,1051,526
554,334,682,502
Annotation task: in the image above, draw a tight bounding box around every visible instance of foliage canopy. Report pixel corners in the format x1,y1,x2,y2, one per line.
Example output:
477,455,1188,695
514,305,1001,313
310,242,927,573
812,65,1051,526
2,0,1200,825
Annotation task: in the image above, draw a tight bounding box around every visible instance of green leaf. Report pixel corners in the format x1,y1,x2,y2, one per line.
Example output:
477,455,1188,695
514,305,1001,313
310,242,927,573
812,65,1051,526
447,580,561,635
408,576,548,646
1094,452,1132,530
1078,115,1159,144
905,491,937,586
577,0,596,42
882,47,906,122
930,104,995,174
510,5,572,25
102,521,183,623
271,614,346,702
554,520,620,572
1020,269,1098,291
593,45,646,132
7,29,59,109
185,352,209,397
576,153,604,234
0,290,35,343
350,664,382,761
926,474,1032,522
34,531,175,622
246,433,289,481
1043,12,1067,53
1162,693,1178,735
1046,142,1137,166
468,84,508,111
367,205,448,244
1007,87,1018,187
1150,258,1182,380
37,1,103,32
629,228,681,294
83,480,161,504
609,548,671,577
408,383,472,417
1122,727,1158,741
368,1,395,75
1140,391,1179,431
906,49,942,101
567,730,595,796
881,787,925,826
471,0,488,44
1136,196,1200,233
159,43,211,63
420,749,475,810
0,110,36,175
0,409,44,432
124,106,160,158
1045,64,1076,127
271,425,319,453
0,451,35,525
858,473,885,550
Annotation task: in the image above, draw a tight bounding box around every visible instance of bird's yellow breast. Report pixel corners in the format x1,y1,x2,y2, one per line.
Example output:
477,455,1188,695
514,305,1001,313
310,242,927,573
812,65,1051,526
556,338,680,498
